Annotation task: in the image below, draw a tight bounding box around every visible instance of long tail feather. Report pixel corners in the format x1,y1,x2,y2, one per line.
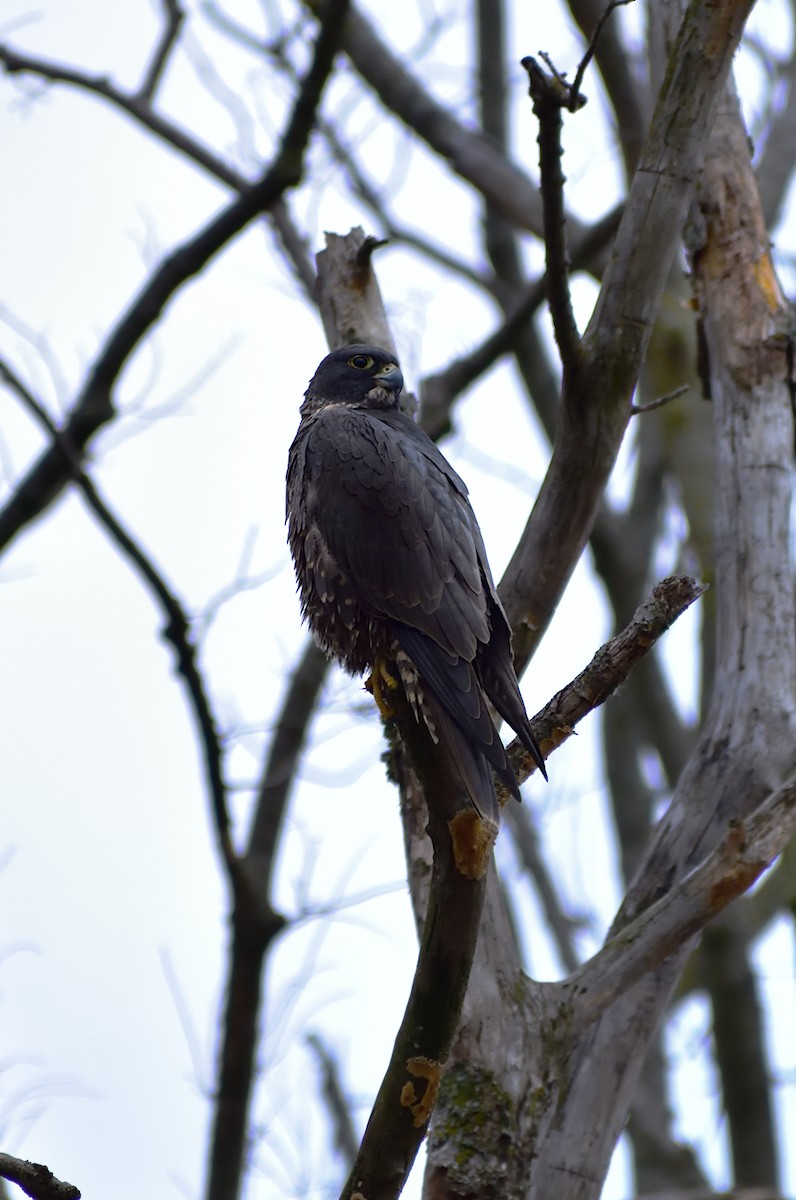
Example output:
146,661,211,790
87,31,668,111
421,692,501,823
478,648,547,780
394,624,523,814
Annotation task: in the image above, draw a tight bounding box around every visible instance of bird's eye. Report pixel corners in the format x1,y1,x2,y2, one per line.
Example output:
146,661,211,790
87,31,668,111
348,354,374,370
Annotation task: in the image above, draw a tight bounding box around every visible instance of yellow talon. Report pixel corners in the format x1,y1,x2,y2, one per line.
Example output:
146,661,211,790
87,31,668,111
365,656,400,718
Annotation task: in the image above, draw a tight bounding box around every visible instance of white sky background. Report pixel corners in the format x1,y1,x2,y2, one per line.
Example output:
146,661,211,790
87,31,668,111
0,1,795,1198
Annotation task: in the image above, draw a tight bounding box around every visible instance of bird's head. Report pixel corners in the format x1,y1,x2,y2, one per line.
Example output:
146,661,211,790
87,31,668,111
302,344,404,414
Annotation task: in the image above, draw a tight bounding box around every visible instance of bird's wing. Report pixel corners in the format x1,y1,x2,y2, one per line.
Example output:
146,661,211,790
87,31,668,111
301,406,492,660
374,412,547,780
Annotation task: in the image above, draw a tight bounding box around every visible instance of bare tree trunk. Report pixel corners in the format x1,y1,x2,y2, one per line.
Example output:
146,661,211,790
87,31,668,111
529,76,796,1200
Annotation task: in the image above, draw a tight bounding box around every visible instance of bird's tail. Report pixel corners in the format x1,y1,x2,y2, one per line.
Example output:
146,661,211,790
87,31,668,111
395,627,521,822
478,636,547,781
418,688,501,825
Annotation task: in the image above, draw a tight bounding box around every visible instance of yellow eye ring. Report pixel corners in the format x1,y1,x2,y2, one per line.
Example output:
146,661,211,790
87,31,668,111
348,354,374,370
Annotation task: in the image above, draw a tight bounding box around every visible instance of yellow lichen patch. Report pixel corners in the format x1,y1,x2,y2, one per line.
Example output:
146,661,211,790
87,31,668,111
754,252,786,312
448,809,498,879
540,726,569,755
400,1056,442,1128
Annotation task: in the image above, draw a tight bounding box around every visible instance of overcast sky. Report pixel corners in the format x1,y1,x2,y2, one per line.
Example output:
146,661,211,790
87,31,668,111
1,2,794,1198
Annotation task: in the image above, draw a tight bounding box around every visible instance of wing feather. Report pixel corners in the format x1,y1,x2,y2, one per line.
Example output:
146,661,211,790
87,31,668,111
303,407,490,659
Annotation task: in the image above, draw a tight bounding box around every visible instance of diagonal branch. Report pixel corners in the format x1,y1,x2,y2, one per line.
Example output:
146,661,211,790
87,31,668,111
138,0,184,102
418,206,621,439
0,1153,79,1200
557,777,796,1033
246,639,328,871
0,0,349,558
511,574,705,784
0,36,320,315
301,0,590,241
0,43,246,188
0,355,236,872
505,803,582,974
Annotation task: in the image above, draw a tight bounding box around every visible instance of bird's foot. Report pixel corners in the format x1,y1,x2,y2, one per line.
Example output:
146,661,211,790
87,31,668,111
365,657,400,718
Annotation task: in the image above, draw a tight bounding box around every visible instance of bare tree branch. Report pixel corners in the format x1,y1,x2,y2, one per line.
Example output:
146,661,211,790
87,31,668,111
521,54,586,390
0,43,246,189
269,198,318,295
0,0,349,557
246,641,328,870
418,204,621,439
340,701,490,1199
138,0,184,102
505,803,582,973
559,778,796,1032
512,575,704,783
0,1153,80,1200
566,0,650,177
567,0,635,109
306,1033,360,1168
300,0,591,241
0,356,236,871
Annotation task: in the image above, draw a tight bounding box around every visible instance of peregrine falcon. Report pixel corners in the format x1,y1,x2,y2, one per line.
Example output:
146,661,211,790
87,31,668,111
286,344,546,824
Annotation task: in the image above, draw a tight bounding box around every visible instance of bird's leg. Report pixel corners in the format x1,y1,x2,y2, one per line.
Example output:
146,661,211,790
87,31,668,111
365,656,400,718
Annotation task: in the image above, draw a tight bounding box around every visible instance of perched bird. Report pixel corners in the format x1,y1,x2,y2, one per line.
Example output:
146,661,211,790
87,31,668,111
286,344,546,824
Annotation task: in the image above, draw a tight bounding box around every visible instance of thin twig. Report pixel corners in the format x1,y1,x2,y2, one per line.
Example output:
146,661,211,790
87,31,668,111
259,30,493,293
269,198,318,295
138,0,184,102
512,575,706,783
0,0,349,558
320,119,491,290
630,382,689,415
306,1033,359,1167
570,0,635,105
0,43,248,189
567,0,648,177
419,205,622,438
300,0,571,239
505,804,582,973
0,356,237,871
521,55,586,389
0,37,320,302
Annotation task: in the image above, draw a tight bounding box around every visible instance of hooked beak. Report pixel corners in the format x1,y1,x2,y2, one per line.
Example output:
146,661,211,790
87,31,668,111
375,363,404,394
